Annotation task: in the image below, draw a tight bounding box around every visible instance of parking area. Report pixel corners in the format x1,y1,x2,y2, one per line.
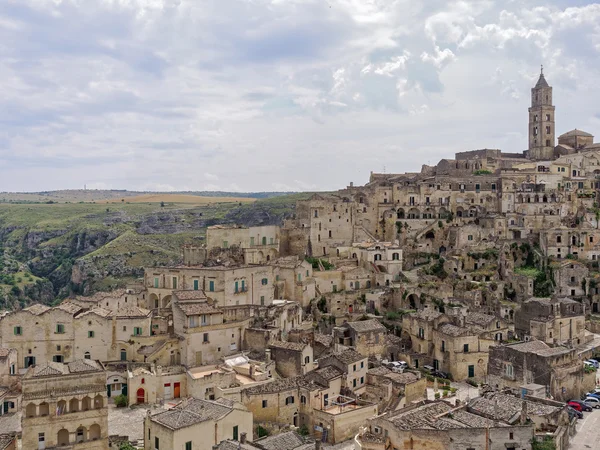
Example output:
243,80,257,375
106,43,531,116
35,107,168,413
570,406,600,449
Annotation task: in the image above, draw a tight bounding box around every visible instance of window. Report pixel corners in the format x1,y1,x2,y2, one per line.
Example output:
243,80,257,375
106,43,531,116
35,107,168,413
509,432,514,440
591,237,594,243
546,114,550,121
305,356,310,364
262,400,268,408
172,277,177,289
533,126,538,136
557,236,562,243
233,426,239,441
201,315,208,326
193,279,199,290
52,355,63,363
475,183,480,193
88,331,95,338
360,376,364,384
13,326,22,336
301,395,306,404
285,396,295,405
56,345,61,351
9,364,15,375
441,340,445,352
186,442,192,450
361,361,364,368
468,235,473,241
56,324,65,334
463,344,469,353
353,378,357,388
155,436,159,450
505,363,514,378
134,327,142,336
260,296,265,306
534,114,538,122
418,327,425,339
84,352,91,359
203,333,209,343
353,364,356,372
153,277,159,288
234,281,239,293
209,280,215,292
261,278,268,285
223,240,228,248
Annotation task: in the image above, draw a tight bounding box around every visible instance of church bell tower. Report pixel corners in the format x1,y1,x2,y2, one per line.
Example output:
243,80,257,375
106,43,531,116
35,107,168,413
528,66,555,160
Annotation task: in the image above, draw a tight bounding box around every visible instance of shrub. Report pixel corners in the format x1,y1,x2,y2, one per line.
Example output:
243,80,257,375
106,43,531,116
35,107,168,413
298,424,309,436
466,379,478,387
443,391,448,397
257,425,269,438
426,375,434,382
114,394,128,408
385,311,400,321
434,392,440,399
450,387,458,394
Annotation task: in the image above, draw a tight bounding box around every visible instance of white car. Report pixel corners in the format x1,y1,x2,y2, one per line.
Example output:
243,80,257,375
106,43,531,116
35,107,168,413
585,397,600,409
586,360,600,369
387,362,406,373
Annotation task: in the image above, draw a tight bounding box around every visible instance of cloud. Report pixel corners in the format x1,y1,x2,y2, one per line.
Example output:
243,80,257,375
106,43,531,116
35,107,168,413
0,0,600,192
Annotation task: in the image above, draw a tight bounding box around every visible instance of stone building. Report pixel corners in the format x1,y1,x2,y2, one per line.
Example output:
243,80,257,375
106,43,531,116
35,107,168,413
318,349,369,395
333,319,387,358
361,400,534,450
206,225,281,265
144,397,253,450
268,341,314,378
487,340,593,401
21,359,108,450
514,297,585,346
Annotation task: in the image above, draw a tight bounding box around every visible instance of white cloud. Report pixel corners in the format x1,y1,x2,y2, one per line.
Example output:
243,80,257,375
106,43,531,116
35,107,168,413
0,0,599,192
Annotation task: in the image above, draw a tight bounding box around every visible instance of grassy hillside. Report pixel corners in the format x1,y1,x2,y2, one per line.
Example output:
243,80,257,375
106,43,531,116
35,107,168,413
0,193,312,308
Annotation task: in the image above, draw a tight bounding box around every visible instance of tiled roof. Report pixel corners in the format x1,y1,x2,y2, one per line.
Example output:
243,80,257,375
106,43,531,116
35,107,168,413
0,434,15,450
368,366,391,376
150,398,233,430
111,305,151,318
468,392,561,423
30,362,67,377
409,309,444,321
173,290,208,301
464,313,496,327
244,376,322,395
23,304,51,315
314,333,333,347
178,303,221,316
385,372,419,385
55,302,83,315
559,129,593,138
331,349,366,365
437,323,470,337
313,366,343,380
67,359,103,373
534,72,549,88
82,307,112,318
506,340,550,353
345,319,387,333
269,341,307,352
256,431,311,450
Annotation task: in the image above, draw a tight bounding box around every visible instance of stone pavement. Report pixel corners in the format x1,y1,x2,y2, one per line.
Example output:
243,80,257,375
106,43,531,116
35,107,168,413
569,408,600,449
108,403,161,443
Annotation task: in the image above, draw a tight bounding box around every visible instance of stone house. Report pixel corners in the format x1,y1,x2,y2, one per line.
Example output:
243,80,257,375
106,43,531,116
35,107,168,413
206,224,280,265
268,341,314,378
127,365,187,405
318,349,368,395
352,242,403,286
361,400,534,450
214,430,316,450
144,397,253,450
552,260,588,298
487,340,592,401
272,257,316,308
366,367,426,407
0,303,81,369
514,297,585,346
333,319,387,358
401,309,450,369
0,348,17,388
21,359,108,450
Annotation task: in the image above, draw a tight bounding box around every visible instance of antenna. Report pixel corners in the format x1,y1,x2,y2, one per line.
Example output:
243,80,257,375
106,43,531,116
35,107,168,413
541,64,543,75
383,165,386,174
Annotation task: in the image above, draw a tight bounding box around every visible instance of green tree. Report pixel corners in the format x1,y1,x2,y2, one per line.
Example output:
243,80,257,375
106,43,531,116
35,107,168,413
119,443,137,450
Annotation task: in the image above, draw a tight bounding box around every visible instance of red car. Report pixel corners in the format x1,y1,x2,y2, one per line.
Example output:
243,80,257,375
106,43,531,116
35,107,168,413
568,401,583,411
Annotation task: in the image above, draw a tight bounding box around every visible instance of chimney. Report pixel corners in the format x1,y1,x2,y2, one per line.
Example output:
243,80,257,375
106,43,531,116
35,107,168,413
240,432,247,444
520,400,527,425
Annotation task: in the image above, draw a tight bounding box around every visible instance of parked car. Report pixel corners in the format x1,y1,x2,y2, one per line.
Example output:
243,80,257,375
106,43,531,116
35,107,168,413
584,361,596,370
584,397,600,409
586,392,600,401
569,399,593,411
586,359,600,369
568,401,583,412
387,362,406,373
432,370,450,380
567,406,583,420
423,365,435,374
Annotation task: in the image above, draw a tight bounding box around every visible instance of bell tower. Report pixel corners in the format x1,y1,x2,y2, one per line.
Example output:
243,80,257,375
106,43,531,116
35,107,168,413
528,66,555,160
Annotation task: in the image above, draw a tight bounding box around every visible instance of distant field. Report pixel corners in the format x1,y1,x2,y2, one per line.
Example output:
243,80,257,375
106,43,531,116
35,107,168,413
104,194,256,204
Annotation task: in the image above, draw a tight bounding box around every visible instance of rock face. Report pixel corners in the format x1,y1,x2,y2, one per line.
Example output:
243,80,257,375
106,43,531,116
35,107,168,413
0,199,297,306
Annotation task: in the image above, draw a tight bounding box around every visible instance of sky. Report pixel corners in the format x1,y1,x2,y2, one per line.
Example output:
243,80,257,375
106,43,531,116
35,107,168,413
1,0,600,193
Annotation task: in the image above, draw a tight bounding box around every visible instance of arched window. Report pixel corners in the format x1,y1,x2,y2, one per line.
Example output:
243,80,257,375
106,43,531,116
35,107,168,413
84,351,91,359
392,253,399,260
76,427,86,443
301,395,307,404
89,424,101,440
304,356,310,364
39,402,49,416
26,403,36,418
57,429,70,446
141,378,145,384
285,396,295,405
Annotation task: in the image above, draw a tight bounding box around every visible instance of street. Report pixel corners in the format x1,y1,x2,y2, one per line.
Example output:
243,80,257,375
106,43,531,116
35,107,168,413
569,408,600,449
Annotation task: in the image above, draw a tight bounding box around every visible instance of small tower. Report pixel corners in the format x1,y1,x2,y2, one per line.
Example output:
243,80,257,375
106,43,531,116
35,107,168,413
528,66,555,160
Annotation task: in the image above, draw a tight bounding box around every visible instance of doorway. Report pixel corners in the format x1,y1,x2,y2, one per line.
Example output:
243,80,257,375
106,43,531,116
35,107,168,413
137,388,145,404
